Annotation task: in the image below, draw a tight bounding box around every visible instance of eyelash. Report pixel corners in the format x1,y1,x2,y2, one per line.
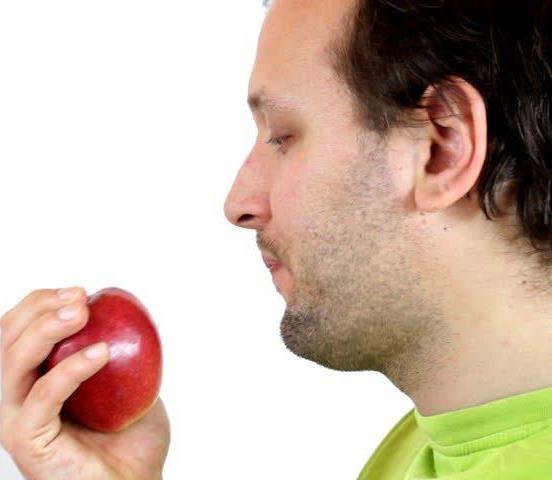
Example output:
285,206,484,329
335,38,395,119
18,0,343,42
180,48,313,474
266,135,292,153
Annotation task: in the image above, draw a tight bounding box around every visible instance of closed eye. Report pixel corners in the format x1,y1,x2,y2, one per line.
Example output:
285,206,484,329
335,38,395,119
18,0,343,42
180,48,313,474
266,135,292,154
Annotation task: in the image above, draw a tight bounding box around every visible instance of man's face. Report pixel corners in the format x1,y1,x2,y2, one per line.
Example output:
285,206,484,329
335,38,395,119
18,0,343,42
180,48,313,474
224,0,449,380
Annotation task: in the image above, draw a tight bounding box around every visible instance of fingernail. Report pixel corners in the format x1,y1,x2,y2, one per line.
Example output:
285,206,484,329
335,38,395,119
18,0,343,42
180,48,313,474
58,287,81,302
58,305,79,321
85,343,108,360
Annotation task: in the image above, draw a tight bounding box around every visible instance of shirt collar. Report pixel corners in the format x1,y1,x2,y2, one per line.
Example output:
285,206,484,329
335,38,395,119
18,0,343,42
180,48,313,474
414,385,552,456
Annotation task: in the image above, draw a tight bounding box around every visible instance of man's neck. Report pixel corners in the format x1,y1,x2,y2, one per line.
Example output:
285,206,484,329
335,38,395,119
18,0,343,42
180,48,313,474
405,292,552,416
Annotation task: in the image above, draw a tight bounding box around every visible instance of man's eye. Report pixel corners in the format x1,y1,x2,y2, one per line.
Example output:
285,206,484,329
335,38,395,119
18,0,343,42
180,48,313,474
266,135,292,152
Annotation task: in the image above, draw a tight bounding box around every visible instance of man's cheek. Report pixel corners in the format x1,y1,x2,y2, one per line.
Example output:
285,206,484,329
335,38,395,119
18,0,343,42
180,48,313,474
271,163,305,220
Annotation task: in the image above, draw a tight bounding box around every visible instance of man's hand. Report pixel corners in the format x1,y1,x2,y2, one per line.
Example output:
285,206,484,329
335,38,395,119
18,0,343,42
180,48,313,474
0,287,170,480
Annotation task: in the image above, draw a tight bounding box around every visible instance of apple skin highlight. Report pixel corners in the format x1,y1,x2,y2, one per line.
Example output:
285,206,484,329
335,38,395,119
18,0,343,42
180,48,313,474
43,287,163,432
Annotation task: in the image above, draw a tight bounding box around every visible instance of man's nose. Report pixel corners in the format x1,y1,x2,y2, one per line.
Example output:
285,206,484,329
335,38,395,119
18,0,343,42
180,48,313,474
223,153,272,230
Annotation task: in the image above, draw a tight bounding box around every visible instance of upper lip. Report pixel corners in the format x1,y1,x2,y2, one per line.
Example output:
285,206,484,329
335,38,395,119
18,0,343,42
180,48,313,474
261,252,282,269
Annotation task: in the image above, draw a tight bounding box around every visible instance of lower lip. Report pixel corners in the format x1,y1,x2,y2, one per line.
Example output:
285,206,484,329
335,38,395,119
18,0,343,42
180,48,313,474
269,263,282,273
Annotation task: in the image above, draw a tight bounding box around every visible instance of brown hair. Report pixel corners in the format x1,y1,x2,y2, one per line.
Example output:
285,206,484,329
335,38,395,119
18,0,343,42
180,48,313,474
328,0,552,269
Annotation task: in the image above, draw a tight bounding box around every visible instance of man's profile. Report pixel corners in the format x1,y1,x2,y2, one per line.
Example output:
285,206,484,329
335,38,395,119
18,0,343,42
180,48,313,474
224,0,552,477
1,0,552,478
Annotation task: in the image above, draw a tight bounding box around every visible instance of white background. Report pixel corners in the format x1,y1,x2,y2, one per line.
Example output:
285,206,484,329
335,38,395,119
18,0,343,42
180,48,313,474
0,1,412,478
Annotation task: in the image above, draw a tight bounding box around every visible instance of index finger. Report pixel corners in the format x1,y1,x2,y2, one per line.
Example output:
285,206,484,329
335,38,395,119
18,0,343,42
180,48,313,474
1,287,85,350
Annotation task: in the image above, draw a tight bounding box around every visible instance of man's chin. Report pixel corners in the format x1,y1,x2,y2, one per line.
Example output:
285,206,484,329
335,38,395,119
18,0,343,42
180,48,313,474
279,304,326,364
279,303,370,372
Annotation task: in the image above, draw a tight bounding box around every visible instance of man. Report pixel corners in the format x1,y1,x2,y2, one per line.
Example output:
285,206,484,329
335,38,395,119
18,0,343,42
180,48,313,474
2,0,552,478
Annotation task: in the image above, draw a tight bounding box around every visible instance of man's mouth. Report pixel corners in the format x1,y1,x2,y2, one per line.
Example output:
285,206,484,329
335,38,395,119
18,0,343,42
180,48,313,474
268,262,282,273
262,252,282,273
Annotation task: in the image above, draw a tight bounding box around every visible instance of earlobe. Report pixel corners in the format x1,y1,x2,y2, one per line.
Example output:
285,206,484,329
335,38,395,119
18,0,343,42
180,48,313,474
414,77,487,213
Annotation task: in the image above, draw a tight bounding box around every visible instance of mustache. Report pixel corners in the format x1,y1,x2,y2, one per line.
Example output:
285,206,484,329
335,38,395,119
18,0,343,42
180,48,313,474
256,231,282,261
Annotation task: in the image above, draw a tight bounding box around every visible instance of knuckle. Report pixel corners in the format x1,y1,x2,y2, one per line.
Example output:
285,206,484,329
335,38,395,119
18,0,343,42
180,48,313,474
0,325,9,351
0,309,12,329
32,376,55,405
1,345,11,371
3,340,27,369
0,310,15,341
32,360,80,404
36,306,85,337
35,315,57,340
24,288,55,305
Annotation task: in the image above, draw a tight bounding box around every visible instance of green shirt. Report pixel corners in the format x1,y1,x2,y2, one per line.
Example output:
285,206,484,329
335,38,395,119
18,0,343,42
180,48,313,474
357,385,552,479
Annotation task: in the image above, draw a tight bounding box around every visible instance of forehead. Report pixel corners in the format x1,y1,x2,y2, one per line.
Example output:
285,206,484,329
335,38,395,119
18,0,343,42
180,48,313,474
249,0,355,101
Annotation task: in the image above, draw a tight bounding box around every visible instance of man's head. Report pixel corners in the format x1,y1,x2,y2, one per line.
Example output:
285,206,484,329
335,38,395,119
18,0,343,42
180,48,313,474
224,0,552,403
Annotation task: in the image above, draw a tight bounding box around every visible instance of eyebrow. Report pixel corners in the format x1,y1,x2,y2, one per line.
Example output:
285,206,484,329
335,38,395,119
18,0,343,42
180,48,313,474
247,89,299,114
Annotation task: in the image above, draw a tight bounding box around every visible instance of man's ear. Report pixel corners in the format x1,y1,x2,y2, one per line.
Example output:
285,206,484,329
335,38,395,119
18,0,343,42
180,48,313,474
413,77,487,212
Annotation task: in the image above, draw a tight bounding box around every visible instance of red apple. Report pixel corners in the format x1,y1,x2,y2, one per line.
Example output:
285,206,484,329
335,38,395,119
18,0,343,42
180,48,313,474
42,287,162,432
